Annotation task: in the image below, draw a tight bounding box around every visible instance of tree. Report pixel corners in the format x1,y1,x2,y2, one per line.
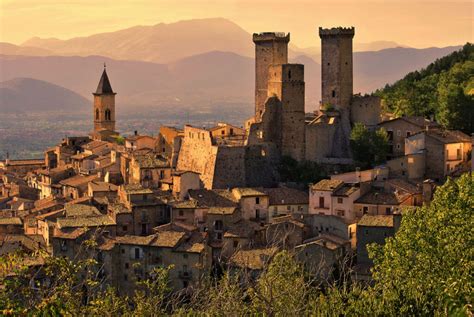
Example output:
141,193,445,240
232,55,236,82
350,123,389,168
368,173,474,315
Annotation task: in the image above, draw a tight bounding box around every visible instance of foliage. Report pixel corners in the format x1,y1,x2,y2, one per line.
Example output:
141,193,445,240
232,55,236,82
376,43,474,134
350,123,389,168
278,156,327,186
367,173,474,316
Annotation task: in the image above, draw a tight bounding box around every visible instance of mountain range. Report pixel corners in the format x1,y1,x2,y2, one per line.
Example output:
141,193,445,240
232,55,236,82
0,18,464,114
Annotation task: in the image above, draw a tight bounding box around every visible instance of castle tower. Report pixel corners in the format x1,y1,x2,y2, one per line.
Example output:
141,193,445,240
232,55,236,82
93,65,116,132
319,27,354,112
267,64,306,161
253,32,290,122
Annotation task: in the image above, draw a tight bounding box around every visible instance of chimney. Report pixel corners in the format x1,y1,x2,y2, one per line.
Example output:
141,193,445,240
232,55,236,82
5,152,10,166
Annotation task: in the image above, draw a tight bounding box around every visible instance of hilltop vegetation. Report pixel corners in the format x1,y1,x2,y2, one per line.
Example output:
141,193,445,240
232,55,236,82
376,43,474,134
1,173,472,316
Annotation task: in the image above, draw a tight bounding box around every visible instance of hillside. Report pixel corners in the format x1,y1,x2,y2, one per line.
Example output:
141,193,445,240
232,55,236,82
376,43,474,134
0,78,89,113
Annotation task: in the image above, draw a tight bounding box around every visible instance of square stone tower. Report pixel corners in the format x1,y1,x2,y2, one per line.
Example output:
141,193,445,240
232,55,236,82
319,27,354,112
93,66,116,133
267,64,306,161
253,32,290,122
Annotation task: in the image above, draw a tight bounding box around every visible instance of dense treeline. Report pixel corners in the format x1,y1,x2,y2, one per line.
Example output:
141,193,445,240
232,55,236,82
375,43,474,134
1,174,472,316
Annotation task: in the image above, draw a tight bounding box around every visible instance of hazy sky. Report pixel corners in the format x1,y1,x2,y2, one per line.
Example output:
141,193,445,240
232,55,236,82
0,0,472,48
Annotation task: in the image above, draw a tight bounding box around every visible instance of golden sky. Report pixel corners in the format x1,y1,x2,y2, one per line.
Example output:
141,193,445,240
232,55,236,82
0,0,472,48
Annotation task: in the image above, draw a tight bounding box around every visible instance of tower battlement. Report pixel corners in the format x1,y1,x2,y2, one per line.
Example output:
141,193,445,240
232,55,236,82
319,27,355,37
253,32,290,43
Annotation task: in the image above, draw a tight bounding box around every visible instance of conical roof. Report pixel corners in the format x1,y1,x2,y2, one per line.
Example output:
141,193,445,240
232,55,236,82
95,68,114,94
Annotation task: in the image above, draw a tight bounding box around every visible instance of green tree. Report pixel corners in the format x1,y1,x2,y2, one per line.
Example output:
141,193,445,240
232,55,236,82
350,123,389,168
368,173,474,315
249,251,310,316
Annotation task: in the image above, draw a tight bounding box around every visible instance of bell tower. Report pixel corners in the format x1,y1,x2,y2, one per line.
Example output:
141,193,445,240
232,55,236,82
93,64,116,132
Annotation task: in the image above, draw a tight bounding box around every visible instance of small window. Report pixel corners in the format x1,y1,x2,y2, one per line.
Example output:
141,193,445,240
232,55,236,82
406,131,411,137
95,109,100,120
288,70,292,79
134,248,140,259
122,225,127,232
337,197,343,204
363,206,368,214
256,197,260,204
179,210,184,217
124,274,128,281
183,254,188,259
332,90,336,98
233,240,239,248
125,263,129,269
385,207,391,215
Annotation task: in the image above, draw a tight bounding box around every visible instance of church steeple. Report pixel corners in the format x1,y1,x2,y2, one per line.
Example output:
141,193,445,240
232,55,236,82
94,64,115,95
92,64,116,133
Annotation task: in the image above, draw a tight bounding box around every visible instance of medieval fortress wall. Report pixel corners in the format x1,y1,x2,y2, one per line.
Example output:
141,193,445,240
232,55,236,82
176,26,381,189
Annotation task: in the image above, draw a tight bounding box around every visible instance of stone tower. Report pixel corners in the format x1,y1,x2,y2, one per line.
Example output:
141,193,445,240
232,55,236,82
267,64,306,161
253,32,290,122
93,66,116,132
319,27,354,112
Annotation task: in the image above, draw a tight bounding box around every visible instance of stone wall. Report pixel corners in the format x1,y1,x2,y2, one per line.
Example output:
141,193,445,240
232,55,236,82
350,95,381,128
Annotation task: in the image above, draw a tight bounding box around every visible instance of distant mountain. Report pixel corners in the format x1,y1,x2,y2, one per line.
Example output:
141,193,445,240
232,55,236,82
0,78,89,113
18,18,412,64
0,45,462,112
22,18,254,63
0,42,53,56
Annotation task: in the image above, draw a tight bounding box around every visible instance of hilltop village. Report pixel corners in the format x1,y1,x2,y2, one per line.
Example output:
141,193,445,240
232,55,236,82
0,27,472,294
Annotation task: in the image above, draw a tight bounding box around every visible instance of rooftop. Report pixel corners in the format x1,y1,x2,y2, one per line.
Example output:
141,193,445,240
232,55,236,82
122,184,153,195
355,189,411,205
312,179,344,192
59,174,98,188
230,247,278,270
134,153,169,169
94,68,115,95
358,215,394,228
263,187,308,205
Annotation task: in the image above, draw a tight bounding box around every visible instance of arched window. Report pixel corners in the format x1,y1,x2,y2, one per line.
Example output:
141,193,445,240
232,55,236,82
105,109,111,121
95,109,100,120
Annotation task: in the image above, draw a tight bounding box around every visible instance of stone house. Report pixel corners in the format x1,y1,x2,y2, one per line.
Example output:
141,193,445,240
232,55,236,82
87,181,118,200
299,214,357,249
405,128,472,182
356,214,400,266
295,234,349,282
129,153,171,189
309,179,344,215
263,187,309,222
115,184,170,236
125,134,156,152
231,188,268,222
37,166,75,199
221,219,263,259
60,174,98,200
263,215,305,249
353,188,414,218
109,229,210,295
0,217,23,234
378,116,438,159
171,170,201,200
